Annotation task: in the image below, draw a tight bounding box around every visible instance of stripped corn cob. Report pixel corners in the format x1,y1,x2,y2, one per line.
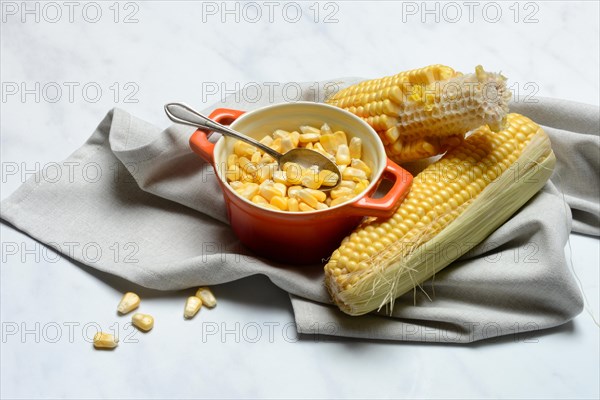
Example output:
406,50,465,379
326,65,511,163
324,114,555,315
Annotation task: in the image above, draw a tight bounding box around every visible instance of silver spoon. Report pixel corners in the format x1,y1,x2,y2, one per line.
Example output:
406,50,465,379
164,103,341,191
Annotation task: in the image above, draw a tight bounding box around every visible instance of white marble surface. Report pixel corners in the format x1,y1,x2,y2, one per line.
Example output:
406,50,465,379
1,1,599,398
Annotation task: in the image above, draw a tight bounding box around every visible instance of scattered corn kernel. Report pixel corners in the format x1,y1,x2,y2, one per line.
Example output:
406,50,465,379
354,179,370,194
240,171,255,183
195,287,217,308
270,138,282,152
283,163,304,184
331,195,354,207
304,188,327,202
342,167,368,182
299,133,320,143
288,197,300,211
349,137,362,159
93,332,118,349
273,170,287,184
273,129,290,139
132,313,154,332
314,142,326,153
259,183,281,201
257,163,276,183
273,182,287,197
239,183,259,199
336,144,351,165
251,151,262,164
320,123,333,135
316,202,329,210
290,131,300,147
300,125,321,135
227,154,238,168
350,159,371,175
281,136,294,153
226,165,242,182
299,202,315,212
319,169,339,187
287,185,303,197
230,181,244,191
184,296,202,319
117,292,140,315
331,187,354,199
320,134,338,154
238,157,252,172
301,172,323,190
259,135,274,146
261,153,275,164
333,131,348,147
296,189,319,208
234,141,256,158
271,196,288,210
251,195,268,205
339,180,357,189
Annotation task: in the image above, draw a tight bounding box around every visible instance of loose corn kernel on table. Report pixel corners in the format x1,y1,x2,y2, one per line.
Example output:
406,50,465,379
1,226,597,398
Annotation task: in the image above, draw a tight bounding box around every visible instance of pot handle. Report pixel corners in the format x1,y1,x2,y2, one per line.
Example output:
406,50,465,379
189,108,246,163
347,159,413,218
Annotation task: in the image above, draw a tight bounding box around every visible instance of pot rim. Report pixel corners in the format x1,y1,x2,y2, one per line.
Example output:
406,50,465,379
213,101,388,215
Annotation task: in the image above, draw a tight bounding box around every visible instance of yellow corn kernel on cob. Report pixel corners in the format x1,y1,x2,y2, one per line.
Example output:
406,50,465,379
326,65,511,163
324,114,555,316
184,296,202,319
386,135,464,161
195,287,217,308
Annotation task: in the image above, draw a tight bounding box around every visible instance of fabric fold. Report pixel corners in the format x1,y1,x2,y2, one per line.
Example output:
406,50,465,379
2,84,598,342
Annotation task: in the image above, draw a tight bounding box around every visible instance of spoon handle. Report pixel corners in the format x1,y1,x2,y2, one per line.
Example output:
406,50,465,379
164,103,281,159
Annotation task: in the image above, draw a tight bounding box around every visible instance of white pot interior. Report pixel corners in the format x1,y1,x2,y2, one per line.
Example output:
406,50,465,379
212,102,387,209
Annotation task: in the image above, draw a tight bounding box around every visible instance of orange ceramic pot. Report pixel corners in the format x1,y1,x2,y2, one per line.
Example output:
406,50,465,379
190,102,412,264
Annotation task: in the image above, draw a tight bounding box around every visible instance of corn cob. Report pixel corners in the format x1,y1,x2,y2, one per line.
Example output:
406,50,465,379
324,114,555,316
326,65,511,163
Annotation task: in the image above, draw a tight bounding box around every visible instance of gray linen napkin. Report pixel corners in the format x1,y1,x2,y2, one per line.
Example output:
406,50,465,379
2,80,598,343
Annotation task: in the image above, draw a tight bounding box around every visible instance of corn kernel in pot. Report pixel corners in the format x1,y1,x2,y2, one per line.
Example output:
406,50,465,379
226,124,372,212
